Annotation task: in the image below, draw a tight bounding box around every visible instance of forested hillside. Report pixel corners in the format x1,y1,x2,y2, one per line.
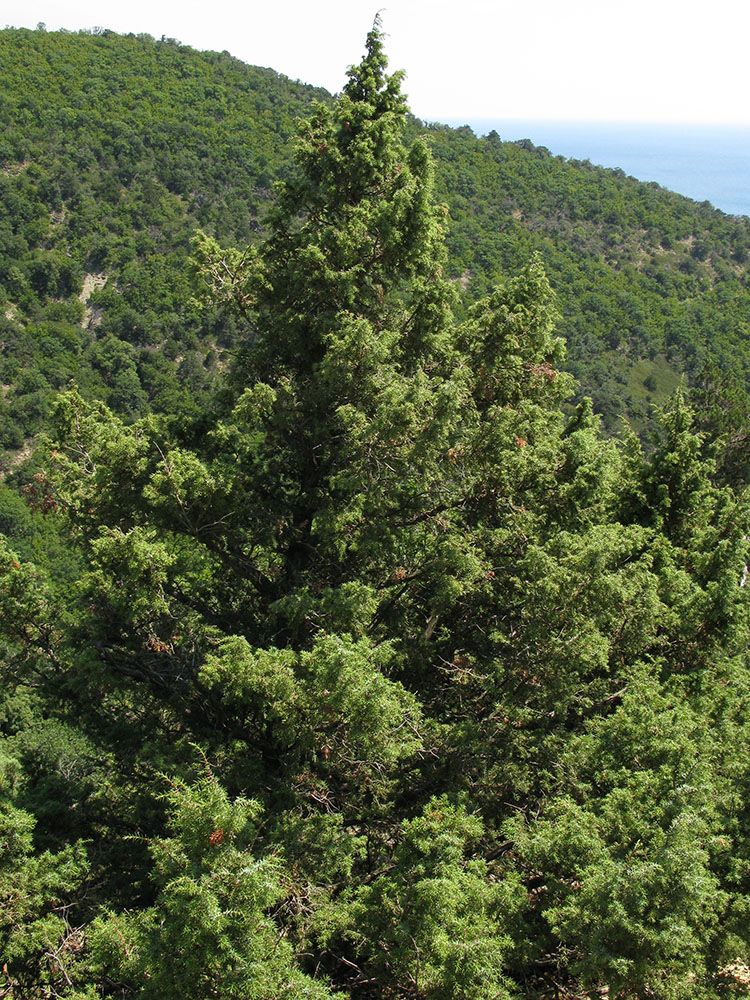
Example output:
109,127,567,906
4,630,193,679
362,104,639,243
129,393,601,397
2,23,750,466
0,25,328,448
0,24,749,1000
428,126,750,430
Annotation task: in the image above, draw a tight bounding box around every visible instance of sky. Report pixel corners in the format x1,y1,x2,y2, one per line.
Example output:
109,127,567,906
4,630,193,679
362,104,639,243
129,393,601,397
4,0,750,125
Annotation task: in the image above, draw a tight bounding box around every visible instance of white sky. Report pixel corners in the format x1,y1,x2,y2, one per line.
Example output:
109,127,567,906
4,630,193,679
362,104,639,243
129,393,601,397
4,0,750,125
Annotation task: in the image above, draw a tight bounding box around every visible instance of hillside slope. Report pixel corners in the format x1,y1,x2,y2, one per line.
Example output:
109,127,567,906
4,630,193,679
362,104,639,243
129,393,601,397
0,26,328,448
1,25,749,454
427,124,750,426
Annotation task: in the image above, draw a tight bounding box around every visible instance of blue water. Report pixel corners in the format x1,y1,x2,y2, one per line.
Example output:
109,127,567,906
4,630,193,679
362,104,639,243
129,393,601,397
440,119,750,218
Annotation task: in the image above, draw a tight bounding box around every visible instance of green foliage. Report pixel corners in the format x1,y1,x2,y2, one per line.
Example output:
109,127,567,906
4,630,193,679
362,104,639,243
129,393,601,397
90,768,335,999
423,123,750,429
1,23,749,1000
0,25,329,439
0,741,89,998
509,678,721,998
318,797,523,999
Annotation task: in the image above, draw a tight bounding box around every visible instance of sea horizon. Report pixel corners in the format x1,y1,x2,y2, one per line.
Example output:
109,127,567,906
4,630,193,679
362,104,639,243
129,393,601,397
434,118,750,218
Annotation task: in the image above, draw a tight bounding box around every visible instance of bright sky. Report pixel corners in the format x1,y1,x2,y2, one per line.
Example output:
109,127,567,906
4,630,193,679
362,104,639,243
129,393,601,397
4,0,750,125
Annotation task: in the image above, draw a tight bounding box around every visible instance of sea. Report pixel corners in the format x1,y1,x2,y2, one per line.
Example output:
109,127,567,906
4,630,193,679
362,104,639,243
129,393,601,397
439,119,750,218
